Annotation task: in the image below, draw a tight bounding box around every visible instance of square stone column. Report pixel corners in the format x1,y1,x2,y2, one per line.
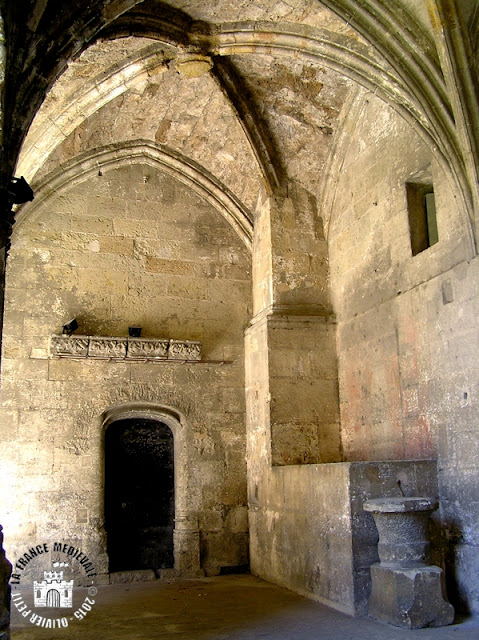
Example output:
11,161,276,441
252,184,332,317
246,184,341,467
246,311,340,466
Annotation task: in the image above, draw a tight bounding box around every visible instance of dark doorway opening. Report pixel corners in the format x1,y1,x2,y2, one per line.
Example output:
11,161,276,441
105,418,175,572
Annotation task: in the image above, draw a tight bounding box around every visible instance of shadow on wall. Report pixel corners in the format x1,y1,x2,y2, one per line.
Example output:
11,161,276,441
434,517,473,616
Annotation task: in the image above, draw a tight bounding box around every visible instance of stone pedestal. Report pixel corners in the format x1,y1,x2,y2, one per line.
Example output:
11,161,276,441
363,497,454,629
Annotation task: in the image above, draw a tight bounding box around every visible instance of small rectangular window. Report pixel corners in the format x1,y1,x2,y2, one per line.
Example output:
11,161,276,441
406,182,438,256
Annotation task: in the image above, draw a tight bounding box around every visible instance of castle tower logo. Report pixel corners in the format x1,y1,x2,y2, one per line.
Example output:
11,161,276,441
11,541,98,629
33,562,74,608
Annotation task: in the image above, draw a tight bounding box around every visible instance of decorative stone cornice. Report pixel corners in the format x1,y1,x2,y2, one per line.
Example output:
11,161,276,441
50,335,201,361
247,303,336,332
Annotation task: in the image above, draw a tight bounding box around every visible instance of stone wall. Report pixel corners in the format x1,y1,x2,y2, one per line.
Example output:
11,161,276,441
0,161,252,577
328,93,479,613
247,447,437,616
248,185,341,466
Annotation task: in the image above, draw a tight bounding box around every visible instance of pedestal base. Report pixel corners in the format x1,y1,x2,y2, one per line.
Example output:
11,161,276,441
173,529,201,573
368,563,454,629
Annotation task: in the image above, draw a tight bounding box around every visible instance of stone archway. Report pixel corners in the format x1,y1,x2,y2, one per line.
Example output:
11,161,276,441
102,402,202,576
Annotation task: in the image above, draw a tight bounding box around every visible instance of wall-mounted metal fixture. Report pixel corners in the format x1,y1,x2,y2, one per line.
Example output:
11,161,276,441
9,176,34,204
62,318,79,335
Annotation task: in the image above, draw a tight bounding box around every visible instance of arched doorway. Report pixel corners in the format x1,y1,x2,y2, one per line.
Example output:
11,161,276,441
104,418,175,573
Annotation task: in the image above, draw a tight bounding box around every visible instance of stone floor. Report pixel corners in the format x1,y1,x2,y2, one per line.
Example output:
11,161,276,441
10,574,479,639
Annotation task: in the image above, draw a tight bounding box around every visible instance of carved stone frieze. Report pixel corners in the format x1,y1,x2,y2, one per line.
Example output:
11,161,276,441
50,335,202,362
127,338,169,359
169,339,201,361
88,337,128,359
51,335,89,357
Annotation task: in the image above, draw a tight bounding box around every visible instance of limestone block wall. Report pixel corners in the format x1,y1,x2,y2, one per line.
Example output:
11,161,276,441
0,161,252,577
35,63,263,213
250,186,341,466
328,93,479,613
247,445,437,615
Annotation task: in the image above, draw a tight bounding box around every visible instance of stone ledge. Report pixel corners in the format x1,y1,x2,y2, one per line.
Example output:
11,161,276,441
50,335,201,361
109,569,157,584
363,496,438,513
157,568,205,580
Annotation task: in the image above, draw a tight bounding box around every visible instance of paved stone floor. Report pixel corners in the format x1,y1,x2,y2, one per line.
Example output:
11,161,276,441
10,574,479,639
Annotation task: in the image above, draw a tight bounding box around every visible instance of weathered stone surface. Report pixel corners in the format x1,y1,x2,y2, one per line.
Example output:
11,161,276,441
2,0,479,624
365,495,454,628
349,460,439,615
88,337,128,359
368,564,454,629
50,336,201,361
127,338,169,359
363,497,437,564
109,569,156,584
1,164,251,580
247,458,438,616
328,88,479,613
51,335,89,357
168,340,202,361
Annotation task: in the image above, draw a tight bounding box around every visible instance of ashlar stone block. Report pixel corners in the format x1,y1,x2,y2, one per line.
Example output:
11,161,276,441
368,564,454,629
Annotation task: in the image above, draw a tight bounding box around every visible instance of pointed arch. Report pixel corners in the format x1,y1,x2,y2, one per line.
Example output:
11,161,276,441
15,140,253,248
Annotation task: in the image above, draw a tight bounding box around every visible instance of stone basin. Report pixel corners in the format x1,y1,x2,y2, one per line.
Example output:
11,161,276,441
363,496,438,565
363,496,438,514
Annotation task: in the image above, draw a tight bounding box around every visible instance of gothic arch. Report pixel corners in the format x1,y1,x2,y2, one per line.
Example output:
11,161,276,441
13,20,475,237
7,2,475,241
14,140,254,248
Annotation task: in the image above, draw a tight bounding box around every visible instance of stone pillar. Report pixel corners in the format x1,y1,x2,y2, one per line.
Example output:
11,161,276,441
363,497,454,629
173,512,203,576
0,525,12,640
246,184,341,467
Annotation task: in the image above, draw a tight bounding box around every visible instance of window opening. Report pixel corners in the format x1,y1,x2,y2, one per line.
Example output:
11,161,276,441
406,182,438,255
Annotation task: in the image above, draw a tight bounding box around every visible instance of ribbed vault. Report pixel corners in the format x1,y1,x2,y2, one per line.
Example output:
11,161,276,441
3,0,479,243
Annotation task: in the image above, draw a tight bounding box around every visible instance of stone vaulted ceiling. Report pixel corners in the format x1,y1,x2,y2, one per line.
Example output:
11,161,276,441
14,1,366,225
3,0,479,244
